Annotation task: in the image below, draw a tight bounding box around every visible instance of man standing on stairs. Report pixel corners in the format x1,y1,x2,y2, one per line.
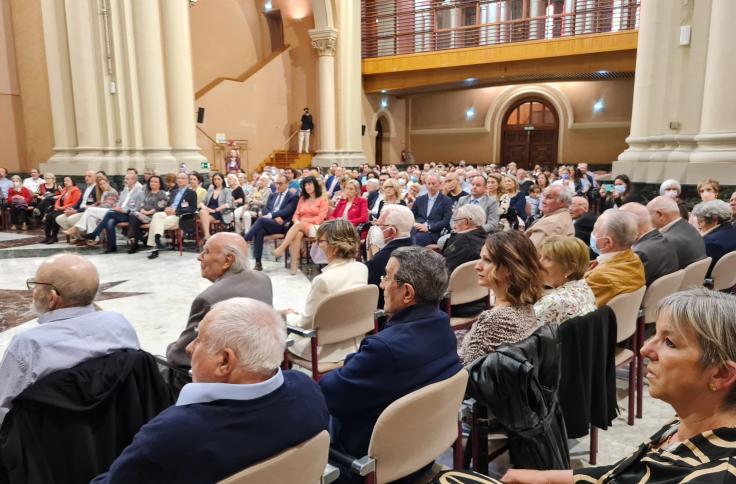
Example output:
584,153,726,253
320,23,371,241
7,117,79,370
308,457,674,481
298,107,313,153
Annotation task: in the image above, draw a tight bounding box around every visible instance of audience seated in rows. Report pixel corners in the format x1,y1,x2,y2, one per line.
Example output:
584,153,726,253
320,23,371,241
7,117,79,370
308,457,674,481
460,230,544,365
287,220,368,365
503,289,736,483
92,298,329,483
53,170,97,238
569,195,597,247
621,202,679,285
534,235,597,326
84,173,145,253
455,175,500,233
692,199,736,277
165,233,272,389
199,172,234,241
69,176,118,240
126,175,168,253
585,209,645,307
146,172,198,260
0,254,140,425
525,185,575,249
273,175,329,275
42,176,80,244
411,172,453,246
365,204,415,309
647,195,707,269
6,175,32,230
320,247,462,482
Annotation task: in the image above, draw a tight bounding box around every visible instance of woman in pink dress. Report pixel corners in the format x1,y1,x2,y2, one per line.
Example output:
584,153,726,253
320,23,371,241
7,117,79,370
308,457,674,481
273,175,328,274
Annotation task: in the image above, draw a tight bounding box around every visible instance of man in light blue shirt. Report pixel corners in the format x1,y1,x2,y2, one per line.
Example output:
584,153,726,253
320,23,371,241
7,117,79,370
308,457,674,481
0,254,139,425
0,167,12,199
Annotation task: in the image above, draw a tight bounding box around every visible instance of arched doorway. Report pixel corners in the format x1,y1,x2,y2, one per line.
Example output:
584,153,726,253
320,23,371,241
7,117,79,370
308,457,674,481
501,98,559,169
375,117,386,166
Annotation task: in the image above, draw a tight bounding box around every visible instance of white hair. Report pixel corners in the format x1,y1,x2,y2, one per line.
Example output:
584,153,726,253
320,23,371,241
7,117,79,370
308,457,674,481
456,204,486,227
205,298,286,375
366,178,380,188
659,179,682,196
599,209,638,248
692,200,732,225
382,204,415,236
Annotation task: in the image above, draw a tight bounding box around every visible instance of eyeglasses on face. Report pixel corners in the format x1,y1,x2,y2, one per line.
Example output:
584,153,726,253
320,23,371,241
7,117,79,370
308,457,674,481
26,278,61,296
380,275,405,286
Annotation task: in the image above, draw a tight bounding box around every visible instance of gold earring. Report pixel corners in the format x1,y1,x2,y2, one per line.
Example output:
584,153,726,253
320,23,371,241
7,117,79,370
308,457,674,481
709,383,718,392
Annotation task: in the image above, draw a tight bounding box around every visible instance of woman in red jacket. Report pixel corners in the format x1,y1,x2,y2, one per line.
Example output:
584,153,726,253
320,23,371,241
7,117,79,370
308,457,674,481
43,176,81,244
330,179,368,227
7,175,33,230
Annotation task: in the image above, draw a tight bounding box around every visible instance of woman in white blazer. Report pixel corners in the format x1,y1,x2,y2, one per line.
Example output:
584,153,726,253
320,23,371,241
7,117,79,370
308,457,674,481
287,219,368,364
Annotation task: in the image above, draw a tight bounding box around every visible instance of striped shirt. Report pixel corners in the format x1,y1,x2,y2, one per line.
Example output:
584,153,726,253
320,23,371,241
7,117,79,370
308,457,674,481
574,419,736,483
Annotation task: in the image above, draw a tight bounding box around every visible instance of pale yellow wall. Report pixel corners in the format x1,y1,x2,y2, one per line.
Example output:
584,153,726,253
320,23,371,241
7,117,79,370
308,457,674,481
362,92,407,165
0,0,24,172
407,79,633,165
7,0,54,172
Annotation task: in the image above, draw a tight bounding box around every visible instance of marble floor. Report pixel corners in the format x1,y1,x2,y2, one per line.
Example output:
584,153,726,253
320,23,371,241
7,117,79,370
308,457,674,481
0,229,675,470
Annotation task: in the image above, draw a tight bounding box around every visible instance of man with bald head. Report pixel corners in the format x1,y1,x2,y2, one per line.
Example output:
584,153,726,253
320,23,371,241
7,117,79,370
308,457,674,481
165,232,273,384
621,202,679,285
647,196,706,269
525,185,575,249
54,170,98,238
0,254,139,425
584,210,645,307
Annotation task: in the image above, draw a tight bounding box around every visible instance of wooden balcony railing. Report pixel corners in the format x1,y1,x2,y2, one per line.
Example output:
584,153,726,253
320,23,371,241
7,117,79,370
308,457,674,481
362,0,640,59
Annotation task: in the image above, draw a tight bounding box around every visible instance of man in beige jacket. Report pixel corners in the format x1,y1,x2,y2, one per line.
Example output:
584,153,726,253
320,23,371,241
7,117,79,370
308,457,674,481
525,185,574,248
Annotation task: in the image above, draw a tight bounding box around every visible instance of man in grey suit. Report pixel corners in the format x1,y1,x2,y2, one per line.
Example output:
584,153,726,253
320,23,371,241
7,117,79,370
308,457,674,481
455,175,499,233
647,196,706,269
165,232,273,384
622,202,679,285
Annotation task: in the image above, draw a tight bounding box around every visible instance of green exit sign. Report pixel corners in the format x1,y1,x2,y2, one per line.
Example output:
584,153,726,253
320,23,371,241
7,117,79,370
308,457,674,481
200,161,210,169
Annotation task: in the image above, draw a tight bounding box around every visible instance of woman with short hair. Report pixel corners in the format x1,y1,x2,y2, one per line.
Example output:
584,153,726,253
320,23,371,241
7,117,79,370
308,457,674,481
285,219,368,364
35,173,61,216
460,230,545,365
659,178,689,219
534,235,597,326
6,175,32,230
330,179,368,227
503,288,736,484
692,199,736,277
371,178,404,220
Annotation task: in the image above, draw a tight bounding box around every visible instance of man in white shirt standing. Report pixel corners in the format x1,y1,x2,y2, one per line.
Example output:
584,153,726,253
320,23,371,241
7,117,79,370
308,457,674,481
0,254,139,426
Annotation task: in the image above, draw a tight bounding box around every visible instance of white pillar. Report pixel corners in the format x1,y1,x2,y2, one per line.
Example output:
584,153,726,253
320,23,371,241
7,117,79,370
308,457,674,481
160,0,206,171
688,0,736,183
309,28,337,162
529,0,545,40
131,0,175,170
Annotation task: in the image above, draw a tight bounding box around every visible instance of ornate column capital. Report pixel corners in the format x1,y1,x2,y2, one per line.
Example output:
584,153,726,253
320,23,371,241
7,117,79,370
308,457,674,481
309,28,338,56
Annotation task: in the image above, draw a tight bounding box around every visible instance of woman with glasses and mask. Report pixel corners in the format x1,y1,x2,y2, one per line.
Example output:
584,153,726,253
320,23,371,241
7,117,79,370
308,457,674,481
283,220,367,365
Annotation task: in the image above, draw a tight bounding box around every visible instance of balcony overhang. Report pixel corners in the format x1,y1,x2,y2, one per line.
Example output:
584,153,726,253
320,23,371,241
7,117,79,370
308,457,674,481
363,30,637,95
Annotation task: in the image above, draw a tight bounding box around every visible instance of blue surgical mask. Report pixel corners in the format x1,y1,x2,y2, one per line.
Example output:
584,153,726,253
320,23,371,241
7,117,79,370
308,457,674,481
410,176,418,183
614,185,626,193
589,233,600,255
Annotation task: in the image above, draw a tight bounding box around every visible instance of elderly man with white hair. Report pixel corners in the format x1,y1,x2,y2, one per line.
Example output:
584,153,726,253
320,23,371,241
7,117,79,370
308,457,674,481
442,204,487,274
620,202,679,285
584,209,646,307
455,174,499,233
525,185,575,249
366,204,415,309
0,254,139,426
647,196,706,269
164,232,272,387
92,298,329,483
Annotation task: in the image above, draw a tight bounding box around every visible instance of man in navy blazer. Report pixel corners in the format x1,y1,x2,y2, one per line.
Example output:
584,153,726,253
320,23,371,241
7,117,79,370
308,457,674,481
321,247,462,477
93,298,329,484
411,173,453,246
245,174,298,271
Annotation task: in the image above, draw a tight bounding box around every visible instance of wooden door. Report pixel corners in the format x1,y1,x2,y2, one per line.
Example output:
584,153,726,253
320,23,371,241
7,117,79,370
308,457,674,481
501,98,559,169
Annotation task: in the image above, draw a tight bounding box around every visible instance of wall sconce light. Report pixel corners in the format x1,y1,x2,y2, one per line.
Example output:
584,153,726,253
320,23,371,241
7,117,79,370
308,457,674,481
381,98,388,109
466,107,475,119
593,100,604,113
264,1,273,12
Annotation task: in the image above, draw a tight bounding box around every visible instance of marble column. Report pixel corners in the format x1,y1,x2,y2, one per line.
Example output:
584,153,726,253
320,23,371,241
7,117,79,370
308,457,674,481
160,0,206,171
309,28,337,166
689,0,736,184
130,0,175,170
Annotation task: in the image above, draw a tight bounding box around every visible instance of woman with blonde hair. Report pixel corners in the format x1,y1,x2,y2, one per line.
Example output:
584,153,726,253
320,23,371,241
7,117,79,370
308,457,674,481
67,176,118,240
534,235,597,326
330,179,368,227
371,178,405,219
460,230,545,364
285,219,368,363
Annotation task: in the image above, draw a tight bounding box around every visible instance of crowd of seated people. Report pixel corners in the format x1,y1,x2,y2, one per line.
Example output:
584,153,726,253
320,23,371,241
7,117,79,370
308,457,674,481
5,158,736,483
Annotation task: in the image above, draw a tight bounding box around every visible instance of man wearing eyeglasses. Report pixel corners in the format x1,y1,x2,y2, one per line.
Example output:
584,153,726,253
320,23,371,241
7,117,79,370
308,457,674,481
0,254,139,426
244,175,298,271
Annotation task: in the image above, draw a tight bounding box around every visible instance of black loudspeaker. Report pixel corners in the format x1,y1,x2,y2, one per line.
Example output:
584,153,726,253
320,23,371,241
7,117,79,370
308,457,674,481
361,125,366,136
197,107,205,124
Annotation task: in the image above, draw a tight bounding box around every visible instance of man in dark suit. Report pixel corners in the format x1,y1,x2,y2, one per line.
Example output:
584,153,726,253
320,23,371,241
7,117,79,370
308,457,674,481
365,204,415,309
364,178,380,212
622,202,679,285
165,233,272,386
93,298,328,483
321,247,462,478
570,196,597,246
244,174,298,271
411,173,453,246
648,196,706,269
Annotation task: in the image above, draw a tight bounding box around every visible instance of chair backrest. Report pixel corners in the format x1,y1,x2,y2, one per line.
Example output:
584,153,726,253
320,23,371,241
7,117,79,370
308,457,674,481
711,252,736,291
679,257,712,291
218,430,330,484
448,260,488,305
641,269,685,324
314,284,378,345
367,369,469,484
607,286,646,343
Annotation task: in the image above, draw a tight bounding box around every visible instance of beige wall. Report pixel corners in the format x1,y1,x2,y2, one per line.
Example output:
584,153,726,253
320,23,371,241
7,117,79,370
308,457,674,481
405,79,633,165
0,0,24,172
362,92,407,165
